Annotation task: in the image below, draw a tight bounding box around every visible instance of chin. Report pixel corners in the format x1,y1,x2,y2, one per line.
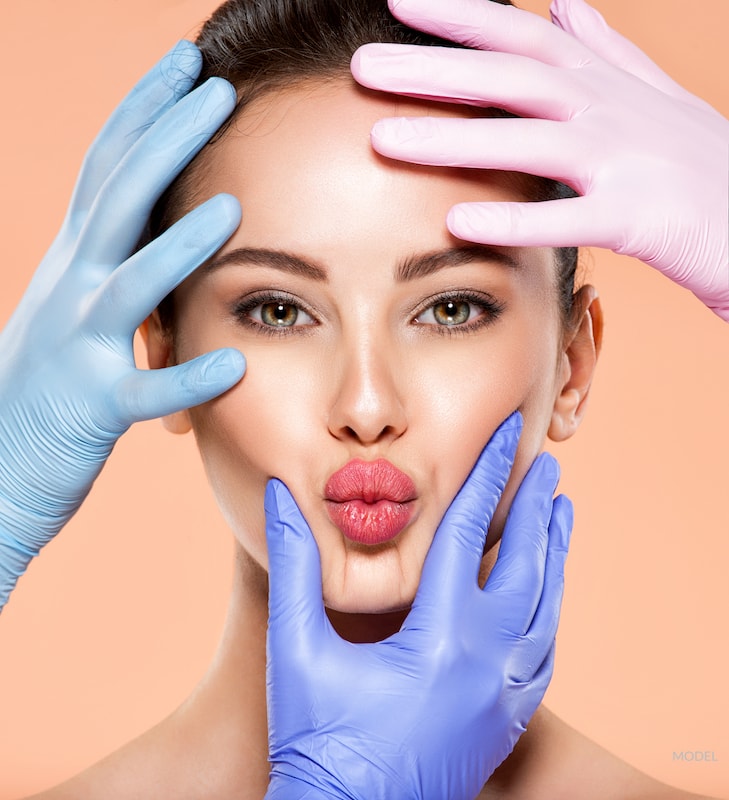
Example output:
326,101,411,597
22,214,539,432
315,519,437,617
322,575,419,617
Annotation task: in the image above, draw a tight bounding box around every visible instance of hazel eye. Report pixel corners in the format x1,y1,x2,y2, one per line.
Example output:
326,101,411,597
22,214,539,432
251,302,314,327
417,299,481,327
433,300,471,325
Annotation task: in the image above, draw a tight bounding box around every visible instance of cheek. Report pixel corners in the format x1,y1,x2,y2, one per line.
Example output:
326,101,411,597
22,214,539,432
186,346,330,566
404,331,561,533
176,300,562,586
417,322,561,549
485,366,562,549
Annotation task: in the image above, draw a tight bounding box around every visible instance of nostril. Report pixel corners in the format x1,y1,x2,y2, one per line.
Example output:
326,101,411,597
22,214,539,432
335,420,406,447
326,353,408,445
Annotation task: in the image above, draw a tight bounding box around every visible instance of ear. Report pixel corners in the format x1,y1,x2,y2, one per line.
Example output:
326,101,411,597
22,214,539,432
139,311,192,435
548,285,603,443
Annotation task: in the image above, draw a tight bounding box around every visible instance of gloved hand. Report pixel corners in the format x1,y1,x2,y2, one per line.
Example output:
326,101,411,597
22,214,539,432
264,413,573,800
0,41,245,610
351,0,729,321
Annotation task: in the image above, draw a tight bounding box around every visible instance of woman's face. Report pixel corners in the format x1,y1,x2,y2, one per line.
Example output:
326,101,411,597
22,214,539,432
147,80,598,614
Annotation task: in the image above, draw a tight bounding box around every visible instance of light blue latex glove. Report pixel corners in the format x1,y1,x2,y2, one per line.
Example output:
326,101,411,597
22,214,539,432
0,41,246,610
264,414,573,800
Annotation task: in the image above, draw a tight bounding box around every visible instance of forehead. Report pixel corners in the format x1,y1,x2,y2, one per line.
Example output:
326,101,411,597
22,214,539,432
187,78,550,277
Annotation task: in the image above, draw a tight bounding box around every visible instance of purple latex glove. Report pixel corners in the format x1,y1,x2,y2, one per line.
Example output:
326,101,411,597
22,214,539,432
264,413,573,800
351,0,729,321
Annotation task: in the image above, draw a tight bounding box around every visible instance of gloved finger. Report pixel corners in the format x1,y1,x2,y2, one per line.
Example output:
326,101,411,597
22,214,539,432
411,411,522,622
516,638,556,702
264,479,330,657
482,453,559,636
517,493,573,676
385,0,590,68
447,196,612,250
549,0,707,111
370,117,583,188
87,193,241,337
74,76,236,269
68,40,202,224
352,45,587,121
112,348,246,426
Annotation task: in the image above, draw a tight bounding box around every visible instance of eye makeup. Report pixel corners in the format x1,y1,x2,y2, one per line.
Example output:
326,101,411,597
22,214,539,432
230,286,506,339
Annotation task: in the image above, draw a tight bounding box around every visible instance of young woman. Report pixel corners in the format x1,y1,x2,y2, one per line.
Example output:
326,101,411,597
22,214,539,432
1,0,726,797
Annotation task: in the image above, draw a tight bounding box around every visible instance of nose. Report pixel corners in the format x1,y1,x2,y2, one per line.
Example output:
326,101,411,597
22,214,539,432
327,335,408,446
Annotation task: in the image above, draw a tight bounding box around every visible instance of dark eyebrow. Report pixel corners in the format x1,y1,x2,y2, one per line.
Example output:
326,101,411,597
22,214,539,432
201,243,520,282
396,245,522,282
202,247,328,281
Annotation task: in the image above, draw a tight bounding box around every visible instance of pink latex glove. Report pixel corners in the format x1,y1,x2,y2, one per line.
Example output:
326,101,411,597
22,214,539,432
351,0,729,321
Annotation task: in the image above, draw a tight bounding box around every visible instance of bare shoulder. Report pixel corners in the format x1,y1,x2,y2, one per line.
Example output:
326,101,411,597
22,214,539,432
18,720,184,800
16,691,268,800
481,706,725,800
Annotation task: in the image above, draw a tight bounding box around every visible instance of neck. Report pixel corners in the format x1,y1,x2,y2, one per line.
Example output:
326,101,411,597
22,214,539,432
168,544,270,797
177,540,555,799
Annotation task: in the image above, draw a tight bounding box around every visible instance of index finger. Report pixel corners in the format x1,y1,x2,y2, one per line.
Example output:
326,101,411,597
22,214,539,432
67,40,202,222
410,411,522,623
482,452,561,636
385,0,592,67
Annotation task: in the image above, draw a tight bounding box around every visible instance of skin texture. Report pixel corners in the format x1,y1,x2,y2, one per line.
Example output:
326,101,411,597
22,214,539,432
26,76,718,800
147,78,600,621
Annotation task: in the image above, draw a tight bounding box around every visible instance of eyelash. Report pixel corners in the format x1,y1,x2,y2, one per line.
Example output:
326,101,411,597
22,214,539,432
412,290,505,337
232,289,505,337
232,291,319,338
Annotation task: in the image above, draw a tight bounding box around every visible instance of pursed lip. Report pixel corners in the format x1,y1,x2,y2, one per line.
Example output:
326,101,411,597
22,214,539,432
324,459,417,545
324,458,417,503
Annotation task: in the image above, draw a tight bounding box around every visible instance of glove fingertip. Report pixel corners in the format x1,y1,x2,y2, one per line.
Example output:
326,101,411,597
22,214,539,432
388,0,409,21
209,75,239,107
206,192,243,228
447,203,494,245
549,0,572,33
530,451,560,487
162,40,202,92
265,479,305,538
168,347,246,409
553,0,608,37
154,349,245,417
349,45,369,83
485,410,523,466
503,409,524,436
551,494,574,552
264,478,286,532
264,479,315,567
198,348,246,389
265,479,298,581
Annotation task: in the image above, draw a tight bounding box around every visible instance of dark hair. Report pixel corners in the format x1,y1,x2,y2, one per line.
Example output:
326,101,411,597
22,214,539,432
150,0,579,325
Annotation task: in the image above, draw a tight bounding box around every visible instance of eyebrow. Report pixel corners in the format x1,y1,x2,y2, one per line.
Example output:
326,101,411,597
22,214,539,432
201,244,521,282
396,244,522,281
202,248,328,281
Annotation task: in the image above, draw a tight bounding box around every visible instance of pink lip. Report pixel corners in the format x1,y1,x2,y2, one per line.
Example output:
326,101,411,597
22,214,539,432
324,459,417,545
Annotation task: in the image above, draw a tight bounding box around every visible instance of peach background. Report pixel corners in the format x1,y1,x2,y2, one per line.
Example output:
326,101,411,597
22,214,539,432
1,0,728,796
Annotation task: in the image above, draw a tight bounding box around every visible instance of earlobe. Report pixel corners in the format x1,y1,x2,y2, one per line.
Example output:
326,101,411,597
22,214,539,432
140,311,192,435
548,285,603,443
